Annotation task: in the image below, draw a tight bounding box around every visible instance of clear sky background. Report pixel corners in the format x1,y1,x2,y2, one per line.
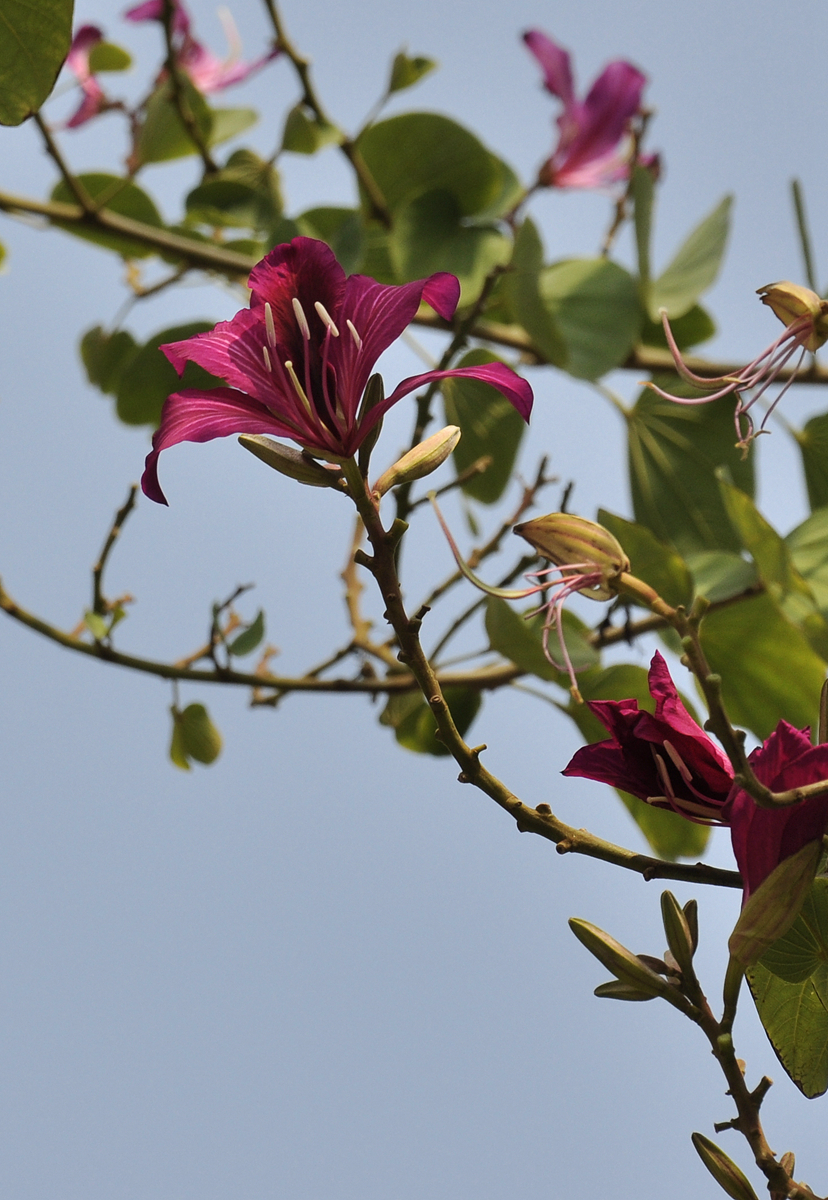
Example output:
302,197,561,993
2,1,828,1197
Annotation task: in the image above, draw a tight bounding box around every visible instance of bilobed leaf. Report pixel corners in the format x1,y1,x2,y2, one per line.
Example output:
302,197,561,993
388,51,436,94
0,0,73,125
114,322,222,427
51,173,164,259
597,509,693,608
379,687,481,756
80,326,139,394
390,189,510,300
227,610,265,657
650,195,733,319
281,103,338,154
699,591,825,739
787,507,828,616
441,349,526,503
87,42,132,72
640,305,716,351
484,597,598,684
748,877,828,1097
794,411,828,511
538,258,641,380
357,112,521,218
296,207,364,275
504,219,566,366
627,381,754,555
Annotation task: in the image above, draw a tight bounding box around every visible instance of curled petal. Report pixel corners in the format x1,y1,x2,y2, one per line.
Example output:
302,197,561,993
523,30,575,106
376,361,533,427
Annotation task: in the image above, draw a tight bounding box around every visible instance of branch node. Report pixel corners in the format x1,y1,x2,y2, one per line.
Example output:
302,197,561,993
353,548,374,570
556,838,574,854
535,802,552,814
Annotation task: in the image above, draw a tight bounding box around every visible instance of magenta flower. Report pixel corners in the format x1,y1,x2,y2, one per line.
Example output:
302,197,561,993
724,724,828,901
63,25,110,128
562,651,734,823
141,237,533,504
523,29,649,189
125,0,278,92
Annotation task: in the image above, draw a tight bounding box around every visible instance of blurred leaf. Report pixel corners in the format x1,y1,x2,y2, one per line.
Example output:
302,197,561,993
504,218,566,366
748,877,828,1097
388,50,436,94
627,380,754,555
0,239,5,268
137,78,211,164
51,173,164,259
296,207,364,275
597,509,693,608
538,258,641,380
380,686,481,756
390,188,510,300
170,702,222,768
281,102,338,154
795,411,828,511
640,305,716,351
209,107,257,146
484,597,599,685
441,349,526,502
0,0,73,125
80,326,139,393
84,611,109,641
650,195,732,319
685,550,758,604
87,42,132,72
114,322,222,427
169,715,191,771
357,112,521,218
227,610,265,657
185,179,274,230
787,507,828,615
617,791,709,860
700,592,825,738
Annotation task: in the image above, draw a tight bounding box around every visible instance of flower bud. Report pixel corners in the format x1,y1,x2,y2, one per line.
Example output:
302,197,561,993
661,890,696,979
568,918,672,998
691,1133,760,1200
239,435,345,488
513,513,630,600
373,425,461,497
756,280,828,351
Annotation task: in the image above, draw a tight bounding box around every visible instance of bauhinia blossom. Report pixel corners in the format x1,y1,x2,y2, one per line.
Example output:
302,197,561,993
649,281,828,448
125,0,278,92
141,237,533,505
63,25,110,128
563,652,828,902
523,29,652,189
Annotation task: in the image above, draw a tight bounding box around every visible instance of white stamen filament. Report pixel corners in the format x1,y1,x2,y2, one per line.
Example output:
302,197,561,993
292,297,311,341
346,319,362,350
264,302,277,348
314,301,339,337
262,346,272,372
284,360,313,416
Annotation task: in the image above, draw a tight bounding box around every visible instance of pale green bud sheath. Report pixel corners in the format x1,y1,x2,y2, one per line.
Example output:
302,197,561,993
373,426,461,497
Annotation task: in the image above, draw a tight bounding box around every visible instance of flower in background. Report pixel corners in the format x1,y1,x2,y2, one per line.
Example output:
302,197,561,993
650,281,828,448
523,29,650,189
63,25,110,128
125,0,278,93
141,237,533,505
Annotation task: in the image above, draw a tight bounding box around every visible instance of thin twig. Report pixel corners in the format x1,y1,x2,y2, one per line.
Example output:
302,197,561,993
407,456,494,511
33,114,96,213
161,0,219,174
92,486,138,615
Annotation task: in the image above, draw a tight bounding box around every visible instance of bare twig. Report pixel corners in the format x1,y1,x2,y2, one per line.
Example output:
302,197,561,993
92,485,138,616
33,114,96,213
161,0,219,174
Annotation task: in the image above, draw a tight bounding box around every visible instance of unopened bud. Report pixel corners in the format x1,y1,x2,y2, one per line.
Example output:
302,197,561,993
691,1133,760,1200
514,513,630,600
757,281,828,351
593,980,657,1002
661,890,696,979
568,918,671,998
373,425,461,497
239,435,345,488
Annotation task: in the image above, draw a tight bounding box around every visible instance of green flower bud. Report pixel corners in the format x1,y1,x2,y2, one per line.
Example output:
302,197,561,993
756,280,828,351
661,890,696,979
691,1133,760,1200
239,435,345,488
373,425,461,497
513,513,630,600
568,918,671,998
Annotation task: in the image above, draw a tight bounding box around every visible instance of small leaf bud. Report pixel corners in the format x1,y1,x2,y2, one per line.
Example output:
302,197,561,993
373,425,461,497
513,513,630,600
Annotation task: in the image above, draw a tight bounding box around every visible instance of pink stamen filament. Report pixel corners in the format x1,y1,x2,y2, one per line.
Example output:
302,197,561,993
649,745,726,825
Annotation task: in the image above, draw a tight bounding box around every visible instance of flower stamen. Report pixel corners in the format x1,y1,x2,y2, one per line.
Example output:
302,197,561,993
264,302,277,349
284,360,314,417
292,297,311,341
314,301,339,337
262,346,272,373
346,319,362,350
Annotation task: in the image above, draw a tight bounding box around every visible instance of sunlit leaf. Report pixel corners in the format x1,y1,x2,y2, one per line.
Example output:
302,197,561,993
0,0,73,125
87,42,132,72
650,195,732,319
538,258,641,380
388,51,436,94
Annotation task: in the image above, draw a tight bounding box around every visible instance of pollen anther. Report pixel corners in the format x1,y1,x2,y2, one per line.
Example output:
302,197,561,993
346,319,362,350
262,346,272,372
314,301,339,337
292,297,311,340
264,302,276,348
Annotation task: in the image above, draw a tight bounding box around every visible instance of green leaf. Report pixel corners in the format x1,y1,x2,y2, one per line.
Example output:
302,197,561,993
0,0,73,125
0,239,5,269
597,509,693,608
631,164,654,296
650,195,733,320
357,112,521,218
618,792,710,861
484,597,599,684
627,381,755,555
281,103,338,154
87,42,132,72
51,173,164,259
794,411,828,511
209,107,257,147
80,326,139,394
441,349,526,503
171,702,223,767
389,188,510,300
137,78,212,165
503,218,566,366
748,876,828,1097
685,550,758,604
295,207,364,275
379,686,481,756
84,611,109,641
699,592,825,738
787,507,828,616
640,305,716,351
388,50,436,94
114,322,222,427
185,179,273,230
730,840,822,967
227,610,265,657
537,258,642,380
718,475,828,657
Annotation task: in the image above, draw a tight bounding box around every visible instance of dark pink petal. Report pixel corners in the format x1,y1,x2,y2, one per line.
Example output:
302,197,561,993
66,25,103,77
247,238,346,364
523,30,575,107
553,60,645,186
141,387,299,504
162,310,275,399
65,78,108,128
374,361,533,426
